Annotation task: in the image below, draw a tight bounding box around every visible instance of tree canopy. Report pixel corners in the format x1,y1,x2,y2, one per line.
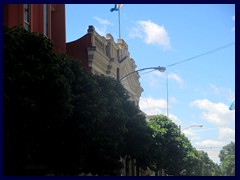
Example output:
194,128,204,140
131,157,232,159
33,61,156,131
219,142,235,176
4,27,223,176
3,27,154,175
147,115,196,175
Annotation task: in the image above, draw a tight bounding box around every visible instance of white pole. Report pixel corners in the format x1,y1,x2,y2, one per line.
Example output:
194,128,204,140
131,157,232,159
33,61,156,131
167,73,169,117
118,9,121,39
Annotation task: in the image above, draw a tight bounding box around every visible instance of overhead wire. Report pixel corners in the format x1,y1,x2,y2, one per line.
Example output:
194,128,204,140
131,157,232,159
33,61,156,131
120,42,235,116
120,42,234,83
165,42,235,68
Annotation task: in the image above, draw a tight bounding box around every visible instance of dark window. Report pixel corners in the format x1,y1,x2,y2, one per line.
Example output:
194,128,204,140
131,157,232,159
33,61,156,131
44,4,48,36
117,68,120,81
24,4,30,31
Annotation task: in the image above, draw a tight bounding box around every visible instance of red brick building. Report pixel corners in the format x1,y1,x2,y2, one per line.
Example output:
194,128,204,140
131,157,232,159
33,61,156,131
66,27,92,71
3,4,66,54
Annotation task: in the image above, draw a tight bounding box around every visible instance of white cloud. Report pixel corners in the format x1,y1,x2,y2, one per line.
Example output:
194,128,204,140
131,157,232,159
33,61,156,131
209,84,223,95
190,99,235,163
143,71,184,89
139,97,181,125
168,114,181,126
190,99,235,127
140,97,167,115
206,150,221,164
129,27,142,39
93,16,113,36
194,127,217,133
195,139,226,148
181,125,208,141
182,128,194,136
140,71,166,90
208,84,235,101
94,16,113,25
95,26,107,36
218,127,235,141
195,140,228,164
184,127,219,142
168,73,184,88
129,20,171,50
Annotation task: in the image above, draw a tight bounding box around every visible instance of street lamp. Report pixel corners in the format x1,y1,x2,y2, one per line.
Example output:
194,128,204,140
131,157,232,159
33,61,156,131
119,65,167,116
180,125,203,131
119,66,166,82
178,125,203,136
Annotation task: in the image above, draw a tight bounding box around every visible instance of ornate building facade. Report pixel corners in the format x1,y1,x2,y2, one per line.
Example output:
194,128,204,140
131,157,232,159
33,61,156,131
66,26,144,175
66,25,143,105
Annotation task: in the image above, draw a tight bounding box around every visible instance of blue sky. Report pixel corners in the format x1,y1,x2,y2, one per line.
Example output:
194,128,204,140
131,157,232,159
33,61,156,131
65,4,235,164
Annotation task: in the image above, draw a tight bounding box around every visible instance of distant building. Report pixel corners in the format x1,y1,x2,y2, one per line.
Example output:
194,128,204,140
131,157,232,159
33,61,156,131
3,4,66,54
66,25,143,105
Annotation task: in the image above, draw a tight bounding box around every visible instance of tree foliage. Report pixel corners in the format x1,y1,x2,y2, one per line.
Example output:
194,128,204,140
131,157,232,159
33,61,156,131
3,27,223,176
147,115,221,176
4,27,77,175
147,115,194,175
3,27,153,175
219,142,235,176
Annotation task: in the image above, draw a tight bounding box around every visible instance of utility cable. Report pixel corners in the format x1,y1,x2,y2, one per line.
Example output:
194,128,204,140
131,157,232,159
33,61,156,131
166,42,235,68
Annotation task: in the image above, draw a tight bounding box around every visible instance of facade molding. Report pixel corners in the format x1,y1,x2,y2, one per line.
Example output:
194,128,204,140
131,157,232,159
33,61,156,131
66,25,143,105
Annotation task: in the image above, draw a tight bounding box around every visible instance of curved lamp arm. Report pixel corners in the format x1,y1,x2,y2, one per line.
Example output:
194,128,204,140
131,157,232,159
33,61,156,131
181,125,203,131
119,66,166,82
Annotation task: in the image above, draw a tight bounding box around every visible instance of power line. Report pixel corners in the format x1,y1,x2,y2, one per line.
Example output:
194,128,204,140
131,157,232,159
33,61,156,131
120,42,234,83
165,42,235,68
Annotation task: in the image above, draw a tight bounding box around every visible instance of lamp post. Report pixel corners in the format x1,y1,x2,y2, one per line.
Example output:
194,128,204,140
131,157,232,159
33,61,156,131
119,66,166,82
119,66,168,116
166,73,169,117
180,125,203,131
178,124,203,136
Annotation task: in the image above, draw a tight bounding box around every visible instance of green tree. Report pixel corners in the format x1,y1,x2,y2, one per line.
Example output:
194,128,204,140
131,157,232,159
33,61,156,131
3,27,126,175
219,142,235,176
146,115,221,176
91,75,154,175
147,115,191,175
7,26,223,176
120,101,154,174
4,27,77,175
76,75,129,175
4,27,155,176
